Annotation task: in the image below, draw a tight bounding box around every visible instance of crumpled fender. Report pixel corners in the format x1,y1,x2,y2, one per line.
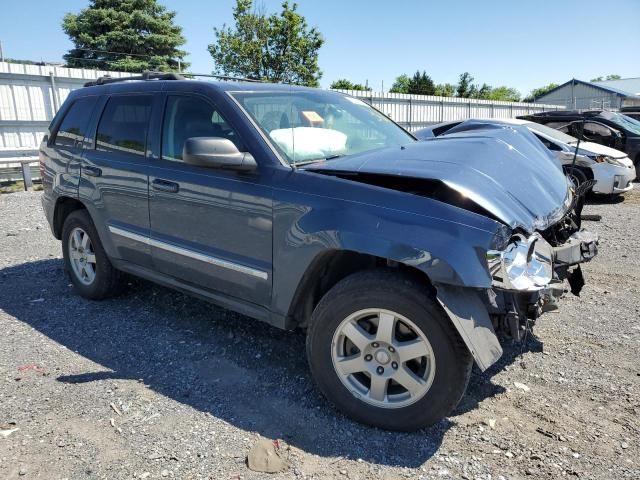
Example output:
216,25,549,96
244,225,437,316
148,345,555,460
434,283,503,371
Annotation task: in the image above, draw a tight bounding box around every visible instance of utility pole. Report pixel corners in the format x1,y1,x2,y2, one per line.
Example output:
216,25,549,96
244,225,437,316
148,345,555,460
0,40,4,62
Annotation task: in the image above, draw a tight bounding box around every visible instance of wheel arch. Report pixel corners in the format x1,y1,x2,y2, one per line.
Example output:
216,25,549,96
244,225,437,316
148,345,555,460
53,196,88,239
286,249,436,329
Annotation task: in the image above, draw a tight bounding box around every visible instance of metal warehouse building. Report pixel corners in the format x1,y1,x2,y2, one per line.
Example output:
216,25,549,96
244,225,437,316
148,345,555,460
533,78,640,110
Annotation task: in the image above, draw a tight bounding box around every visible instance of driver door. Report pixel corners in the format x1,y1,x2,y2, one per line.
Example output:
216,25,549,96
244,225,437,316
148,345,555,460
148,94,273,306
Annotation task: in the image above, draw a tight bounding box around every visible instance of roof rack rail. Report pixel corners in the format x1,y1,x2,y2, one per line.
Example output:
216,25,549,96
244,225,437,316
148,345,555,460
183,73,265,83
84,71,184,87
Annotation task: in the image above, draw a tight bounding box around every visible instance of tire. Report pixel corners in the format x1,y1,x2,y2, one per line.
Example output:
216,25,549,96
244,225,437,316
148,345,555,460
61,209,122,300
563,166,588,187
306,269,472,431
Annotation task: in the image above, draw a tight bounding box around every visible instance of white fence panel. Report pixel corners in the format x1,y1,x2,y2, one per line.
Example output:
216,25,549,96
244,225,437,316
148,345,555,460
333,89,563,131
0,61,563,160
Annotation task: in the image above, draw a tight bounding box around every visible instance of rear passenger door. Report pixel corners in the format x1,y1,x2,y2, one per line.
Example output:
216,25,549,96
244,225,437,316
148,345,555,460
79,94,156,269
148,93,273,307
44,96,99,197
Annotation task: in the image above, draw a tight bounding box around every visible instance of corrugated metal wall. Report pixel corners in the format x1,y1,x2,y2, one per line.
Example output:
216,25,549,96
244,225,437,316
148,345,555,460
332,90,562,131
533,81,626,110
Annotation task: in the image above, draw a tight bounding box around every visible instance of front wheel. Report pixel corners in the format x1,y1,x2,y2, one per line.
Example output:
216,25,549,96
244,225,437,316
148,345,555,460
306,270,472,431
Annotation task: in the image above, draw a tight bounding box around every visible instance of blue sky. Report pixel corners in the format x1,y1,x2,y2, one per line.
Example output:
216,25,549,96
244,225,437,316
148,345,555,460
2,0,639,96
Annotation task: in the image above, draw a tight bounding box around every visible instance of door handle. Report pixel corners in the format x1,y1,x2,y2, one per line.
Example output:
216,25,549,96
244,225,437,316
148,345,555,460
151,179,180,193
83,166,102,177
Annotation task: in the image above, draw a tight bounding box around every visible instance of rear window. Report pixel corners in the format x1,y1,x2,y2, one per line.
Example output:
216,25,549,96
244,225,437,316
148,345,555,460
53,97,98,148
96,95,153,156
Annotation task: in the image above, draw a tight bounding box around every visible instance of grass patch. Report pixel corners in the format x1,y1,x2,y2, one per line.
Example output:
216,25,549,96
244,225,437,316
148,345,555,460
0,181,43,194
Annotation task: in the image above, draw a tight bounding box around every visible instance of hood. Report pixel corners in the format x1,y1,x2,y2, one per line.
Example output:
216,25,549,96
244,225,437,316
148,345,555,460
306,126,571,233
575,141,629,159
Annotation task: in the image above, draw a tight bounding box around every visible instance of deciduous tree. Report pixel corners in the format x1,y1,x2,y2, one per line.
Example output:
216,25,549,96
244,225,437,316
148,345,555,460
330,79,370,91
389,74,411,94
208,0,324,86
523,83,559,102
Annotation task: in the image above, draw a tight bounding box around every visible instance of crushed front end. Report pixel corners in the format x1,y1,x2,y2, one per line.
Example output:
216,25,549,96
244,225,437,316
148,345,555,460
485,182,598,341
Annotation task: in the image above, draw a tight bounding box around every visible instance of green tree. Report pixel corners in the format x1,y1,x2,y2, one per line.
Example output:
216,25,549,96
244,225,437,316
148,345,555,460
389,74,411,94
434,83,455,97
389,71,435,95
456,72,474,97
208,0,324,86
591,74,621,82
523,83,559,102
407,70,435,95
5,58,43,65
487,86,521,102
476,83,492,99
330,79,370,91
62,0,188,72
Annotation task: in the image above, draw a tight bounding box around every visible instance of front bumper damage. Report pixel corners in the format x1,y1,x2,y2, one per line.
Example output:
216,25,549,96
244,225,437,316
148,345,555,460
435,229,598,371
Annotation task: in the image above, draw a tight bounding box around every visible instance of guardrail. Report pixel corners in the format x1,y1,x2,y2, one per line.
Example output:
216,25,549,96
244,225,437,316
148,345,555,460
0,157,39,190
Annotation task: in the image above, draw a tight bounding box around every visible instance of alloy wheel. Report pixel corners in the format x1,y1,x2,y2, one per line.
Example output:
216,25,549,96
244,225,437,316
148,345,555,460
331,308,436,409
68,227,97,285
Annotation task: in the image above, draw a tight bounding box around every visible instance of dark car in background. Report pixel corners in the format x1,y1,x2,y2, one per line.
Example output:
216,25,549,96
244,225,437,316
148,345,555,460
40,73,597,431
518,110,640,177
620,106,640,121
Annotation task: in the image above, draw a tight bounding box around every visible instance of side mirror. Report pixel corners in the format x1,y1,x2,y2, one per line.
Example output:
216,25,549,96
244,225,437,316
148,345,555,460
183,137,257,171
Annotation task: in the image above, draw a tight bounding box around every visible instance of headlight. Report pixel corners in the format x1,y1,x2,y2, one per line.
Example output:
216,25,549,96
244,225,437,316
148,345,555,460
591,155,626,167
487,234,553,291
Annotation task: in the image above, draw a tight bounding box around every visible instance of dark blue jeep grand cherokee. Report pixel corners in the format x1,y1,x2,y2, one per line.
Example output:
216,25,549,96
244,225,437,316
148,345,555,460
40,73,597,431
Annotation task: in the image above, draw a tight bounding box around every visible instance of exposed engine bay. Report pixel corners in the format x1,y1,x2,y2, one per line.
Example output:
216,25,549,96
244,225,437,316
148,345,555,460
308,168,599,344
487,179,598,342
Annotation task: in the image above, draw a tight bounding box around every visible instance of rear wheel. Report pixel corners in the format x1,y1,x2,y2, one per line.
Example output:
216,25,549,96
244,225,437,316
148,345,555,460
306,270,472,431
62,210,122,299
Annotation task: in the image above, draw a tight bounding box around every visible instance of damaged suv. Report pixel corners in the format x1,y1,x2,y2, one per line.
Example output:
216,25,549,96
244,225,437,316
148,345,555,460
40,75,598,431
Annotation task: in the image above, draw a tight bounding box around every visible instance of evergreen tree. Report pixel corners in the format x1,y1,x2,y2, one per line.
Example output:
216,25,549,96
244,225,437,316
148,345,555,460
62,0,188,72
407,70,435,95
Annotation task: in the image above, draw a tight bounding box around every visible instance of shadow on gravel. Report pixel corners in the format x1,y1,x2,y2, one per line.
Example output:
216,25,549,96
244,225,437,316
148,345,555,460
0,258,541,468
585,193,626,205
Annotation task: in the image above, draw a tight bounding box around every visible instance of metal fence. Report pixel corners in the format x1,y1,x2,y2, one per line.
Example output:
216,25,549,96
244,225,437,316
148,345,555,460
0,61,564,178
332,89,563,131
0,62,131,157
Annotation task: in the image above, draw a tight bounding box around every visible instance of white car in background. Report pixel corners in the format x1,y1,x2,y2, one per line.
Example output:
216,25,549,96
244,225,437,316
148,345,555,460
415,118,635,195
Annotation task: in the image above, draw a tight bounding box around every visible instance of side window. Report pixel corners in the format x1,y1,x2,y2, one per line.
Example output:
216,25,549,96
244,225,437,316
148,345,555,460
583,122,611,137
96,95,152,156
53,97,98,148
161,95,242,162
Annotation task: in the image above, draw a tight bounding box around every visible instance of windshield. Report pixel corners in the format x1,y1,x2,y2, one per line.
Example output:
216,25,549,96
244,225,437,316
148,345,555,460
525,121,578,144
230,90,415,164
604,112,640,135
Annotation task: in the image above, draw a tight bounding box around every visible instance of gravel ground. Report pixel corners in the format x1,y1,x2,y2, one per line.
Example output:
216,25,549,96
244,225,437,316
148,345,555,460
0,188,638,480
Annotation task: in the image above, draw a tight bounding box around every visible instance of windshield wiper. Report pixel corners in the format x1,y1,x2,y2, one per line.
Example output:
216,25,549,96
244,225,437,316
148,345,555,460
293,154,344,167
